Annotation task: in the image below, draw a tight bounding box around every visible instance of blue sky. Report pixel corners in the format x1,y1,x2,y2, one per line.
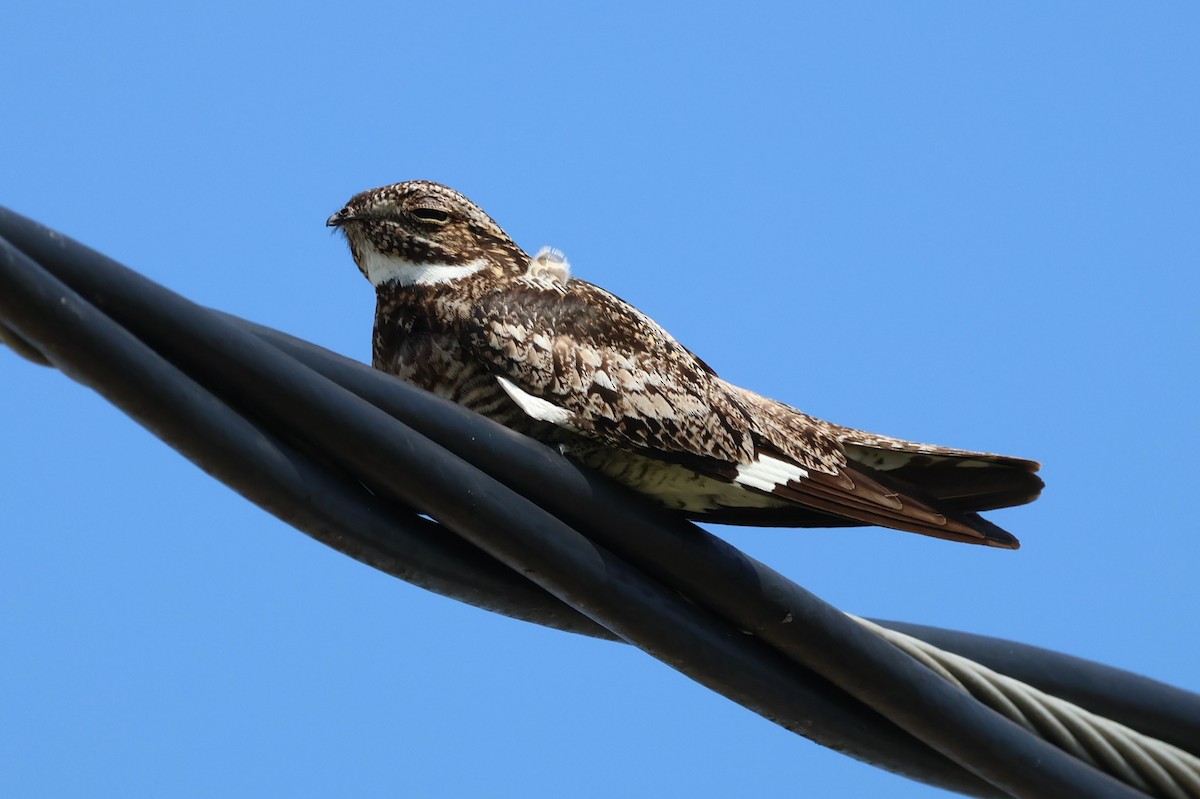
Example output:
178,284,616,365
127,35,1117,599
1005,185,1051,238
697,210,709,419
2,4,1198,797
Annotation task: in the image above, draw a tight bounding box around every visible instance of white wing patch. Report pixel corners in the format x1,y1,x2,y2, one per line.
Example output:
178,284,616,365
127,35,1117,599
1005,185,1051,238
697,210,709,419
359,244,487,288
735,453,809,493
496,376,574,426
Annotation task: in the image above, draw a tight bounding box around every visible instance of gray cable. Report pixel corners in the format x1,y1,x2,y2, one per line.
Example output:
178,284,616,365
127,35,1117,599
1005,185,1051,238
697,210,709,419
855,616,1200,799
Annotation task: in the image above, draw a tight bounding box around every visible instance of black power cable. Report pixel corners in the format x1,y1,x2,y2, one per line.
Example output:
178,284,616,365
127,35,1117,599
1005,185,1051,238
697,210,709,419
3,205,1195,798
247,319,1200,757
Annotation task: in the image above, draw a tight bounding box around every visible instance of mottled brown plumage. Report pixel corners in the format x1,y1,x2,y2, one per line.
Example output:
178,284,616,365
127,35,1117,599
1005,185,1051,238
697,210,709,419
328,180,1043,548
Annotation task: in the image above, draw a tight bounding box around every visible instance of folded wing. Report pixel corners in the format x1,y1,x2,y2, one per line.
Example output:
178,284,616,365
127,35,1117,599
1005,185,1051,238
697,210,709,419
465,279,1040,548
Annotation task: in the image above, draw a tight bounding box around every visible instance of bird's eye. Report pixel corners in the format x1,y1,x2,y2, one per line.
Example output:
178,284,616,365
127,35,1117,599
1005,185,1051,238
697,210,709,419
411,207,450,224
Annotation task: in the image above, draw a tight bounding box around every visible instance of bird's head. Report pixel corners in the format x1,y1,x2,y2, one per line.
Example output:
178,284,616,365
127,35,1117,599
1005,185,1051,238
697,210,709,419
327,180,529,289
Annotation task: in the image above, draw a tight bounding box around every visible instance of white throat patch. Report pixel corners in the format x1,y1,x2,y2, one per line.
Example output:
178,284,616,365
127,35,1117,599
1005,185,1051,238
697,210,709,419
360,245,487,288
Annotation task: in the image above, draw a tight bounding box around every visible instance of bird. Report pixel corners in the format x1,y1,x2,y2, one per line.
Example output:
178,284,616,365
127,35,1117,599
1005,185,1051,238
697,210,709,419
327,180,1043,548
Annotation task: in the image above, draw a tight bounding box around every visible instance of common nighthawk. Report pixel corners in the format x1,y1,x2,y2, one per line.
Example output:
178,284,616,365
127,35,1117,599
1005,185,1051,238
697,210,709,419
328,181,1043,548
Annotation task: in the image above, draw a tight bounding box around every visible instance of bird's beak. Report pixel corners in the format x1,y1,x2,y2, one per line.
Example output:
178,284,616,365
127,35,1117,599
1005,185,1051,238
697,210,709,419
326,207,354,228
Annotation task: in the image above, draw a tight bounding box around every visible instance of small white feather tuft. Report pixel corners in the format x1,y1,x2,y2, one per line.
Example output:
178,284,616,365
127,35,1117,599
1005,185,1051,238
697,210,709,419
525,246,572,286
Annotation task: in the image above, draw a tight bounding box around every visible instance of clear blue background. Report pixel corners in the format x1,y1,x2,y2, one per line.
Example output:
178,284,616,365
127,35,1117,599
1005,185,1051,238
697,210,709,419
2,4,1197,797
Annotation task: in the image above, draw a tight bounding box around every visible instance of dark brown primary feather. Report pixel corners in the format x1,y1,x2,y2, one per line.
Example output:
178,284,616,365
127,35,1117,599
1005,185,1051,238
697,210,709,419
330,180,1043,548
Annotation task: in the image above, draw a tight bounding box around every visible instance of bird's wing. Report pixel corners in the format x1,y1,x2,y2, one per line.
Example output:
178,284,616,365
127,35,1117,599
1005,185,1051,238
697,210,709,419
834,426,1044,514
463,279,1021,547
720,385,1023,547
462,278,759,467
